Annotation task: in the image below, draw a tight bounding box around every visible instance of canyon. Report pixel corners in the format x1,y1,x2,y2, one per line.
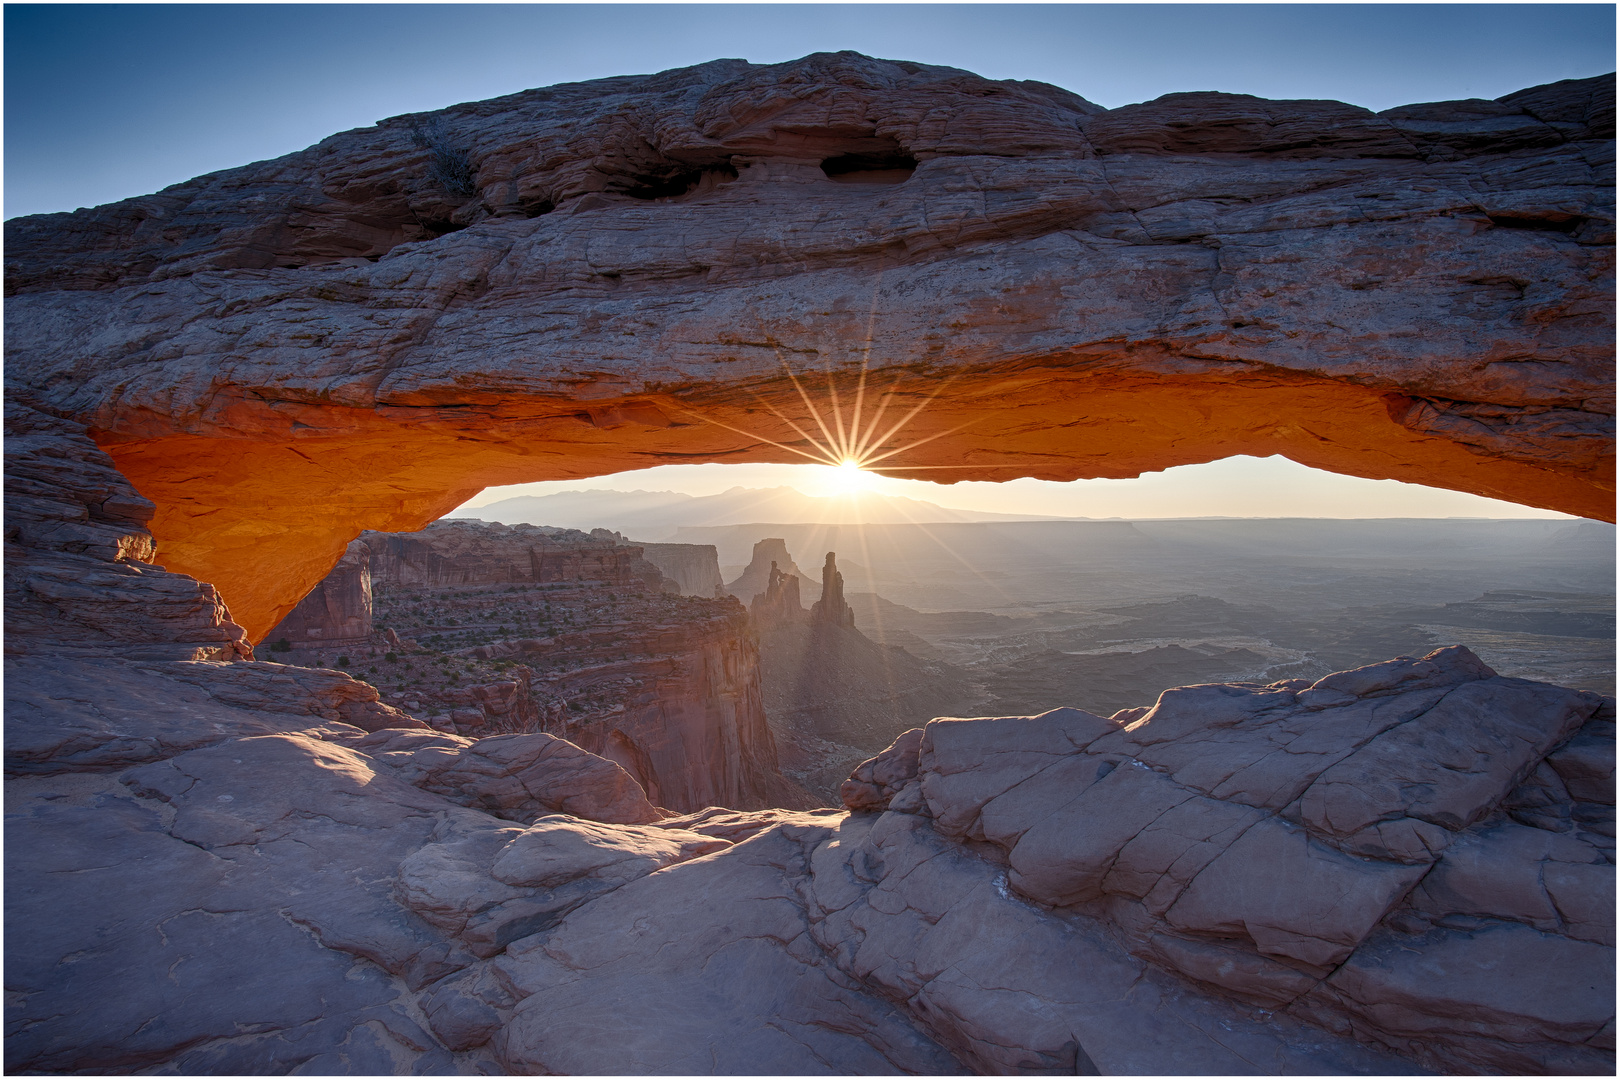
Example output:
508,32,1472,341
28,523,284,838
263,520,807,813
4,52,1615,1076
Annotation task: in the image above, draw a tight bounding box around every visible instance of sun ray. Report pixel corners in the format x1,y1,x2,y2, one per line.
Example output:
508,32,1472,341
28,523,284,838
852,376,906,463
859,419,974,468
677,411,843,467
848,274,884,462
823,362,851,461
745,388,841,465
859,377,960,464
679,306,972,484
776,349,846,462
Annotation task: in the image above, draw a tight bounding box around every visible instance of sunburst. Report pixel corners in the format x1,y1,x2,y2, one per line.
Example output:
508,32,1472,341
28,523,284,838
678,287,986,486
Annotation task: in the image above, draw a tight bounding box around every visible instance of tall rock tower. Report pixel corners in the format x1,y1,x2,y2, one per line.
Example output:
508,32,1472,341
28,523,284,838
750,561,805,630
809,551,855,628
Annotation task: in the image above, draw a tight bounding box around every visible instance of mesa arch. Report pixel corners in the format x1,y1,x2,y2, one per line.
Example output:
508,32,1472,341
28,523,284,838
5,53,1612,642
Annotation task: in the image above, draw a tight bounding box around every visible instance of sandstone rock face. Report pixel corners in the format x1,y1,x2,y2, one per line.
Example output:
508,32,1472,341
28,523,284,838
5,653,684,1074
842,645,1615,1074
264,539,373,650
4,403,252,661
364,520,648,590
7,620,1612,1074
635,541,725,597
8,54,1610,639
267,518,809,813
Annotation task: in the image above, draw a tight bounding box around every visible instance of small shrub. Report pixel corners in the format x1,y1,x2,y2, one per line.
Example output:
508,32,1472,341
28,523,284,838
385,652,399,663
337,655,350,667
269,638,292,653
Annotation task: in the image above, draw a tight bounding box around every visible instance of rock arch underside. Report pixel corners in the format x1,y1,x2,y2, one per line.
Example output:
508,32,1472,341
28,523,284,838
5,53,1615,1076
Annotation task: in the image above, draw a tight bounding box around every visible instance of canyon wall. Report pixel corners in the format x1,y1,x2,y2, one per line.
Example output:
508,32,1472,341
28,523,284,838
635,542,725,597
363,522,647,590
265,540,373,650
3,55,1611,640
529,603,811,813
261,519,808,813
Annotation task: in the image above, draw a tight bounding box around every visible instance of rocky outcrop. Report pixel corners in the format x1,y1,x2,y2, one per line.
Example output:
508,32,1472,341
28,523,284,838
840,645,1615,1074
747,560,804,629
352,727,661,826
7,55,1609,640
14,639,1606,1074
809,550,856,627
724,537,806,602
4,403,252,662
634,542,725,597
264,518,810,813
264,539,373,650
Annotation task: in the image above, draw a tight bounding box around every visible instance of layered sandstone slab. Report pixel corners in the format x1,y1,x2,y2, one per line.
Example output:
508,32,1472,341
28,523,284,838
5,54,1612,639
11,641,1607,1074
842,645,1615,1074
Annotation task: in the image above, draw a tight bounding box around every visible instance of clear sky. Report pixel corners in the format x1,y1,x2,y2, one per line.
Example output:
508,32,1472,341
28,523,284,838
6,3,1609,519
6,3,1614,218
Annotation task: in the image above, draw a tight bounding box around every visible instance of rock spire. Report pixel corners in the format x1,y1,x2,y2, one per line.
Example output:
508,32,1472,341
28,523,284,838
749,560,805,630
810,552,856,628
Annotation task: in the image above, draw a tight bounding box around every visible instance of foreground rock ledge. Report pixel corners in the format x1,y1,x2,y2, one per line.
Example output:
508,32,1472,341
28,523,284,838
6,643,1612,1074
6,52,1614,638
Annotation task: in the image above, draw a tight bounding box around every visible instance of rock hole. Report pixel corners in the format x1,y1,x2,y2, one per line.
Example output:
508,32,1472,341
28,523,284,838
617,163,738,201
417,218,469,240
1487,213,1585,234
821,151,918,185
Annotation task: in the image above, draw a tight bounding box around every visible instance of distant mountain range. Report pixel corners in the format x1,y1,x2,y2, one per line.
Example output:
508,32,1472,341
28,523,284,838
446,486,1071,538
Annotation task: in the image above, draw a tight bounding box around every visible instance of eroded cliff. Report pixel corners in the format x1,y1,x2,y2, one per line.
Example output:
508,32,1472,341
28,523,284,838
263,520,808,813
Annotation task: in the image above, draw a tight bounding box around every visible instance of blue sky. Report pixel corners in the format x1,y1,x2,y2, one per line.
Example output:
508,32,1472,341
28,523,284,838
5,3,1614,218
5,3,1610,518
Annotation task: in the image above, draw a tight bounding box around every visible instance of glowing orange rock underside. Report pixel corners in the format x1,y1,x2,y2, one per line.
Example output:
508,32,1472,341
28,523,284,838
98,370,1615,644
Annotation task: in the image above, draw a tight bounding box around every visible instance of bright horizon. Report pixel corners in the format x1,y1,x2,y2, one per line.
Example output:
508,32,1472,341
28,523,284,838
455,455,1580,521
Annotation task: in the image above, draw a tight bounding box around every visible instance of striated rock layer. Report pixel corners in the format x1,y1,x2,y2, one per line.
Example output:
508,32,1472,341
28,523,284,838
4,53,1613,639
839,647,1615,1075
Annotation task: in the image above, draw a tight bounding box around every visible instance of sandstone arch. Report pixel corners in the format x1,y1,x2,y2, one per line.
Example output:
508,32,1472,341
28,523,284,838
6,53,1613,642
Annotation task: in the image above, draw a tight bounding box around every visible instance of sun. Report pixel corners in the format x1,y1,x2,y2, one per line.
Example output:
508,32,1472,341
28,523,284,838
825,459,879,495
